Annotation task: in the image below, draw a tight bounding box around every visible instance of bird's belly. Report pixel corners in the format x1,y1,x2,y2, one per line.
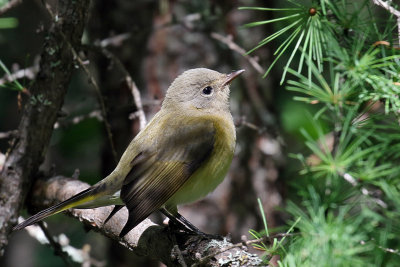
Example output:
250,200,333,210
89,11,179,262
166,143,234,206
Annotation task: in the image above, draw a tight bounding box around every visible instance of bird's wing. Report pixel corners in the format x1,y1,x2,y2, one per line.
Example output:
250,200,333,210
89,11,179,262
118,119,215,237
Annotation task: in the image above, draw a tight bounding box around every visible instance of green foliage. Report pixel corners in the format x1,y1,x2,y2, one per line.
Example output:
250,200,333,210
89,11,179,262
248,198,301,265
240,0,338,83
330,41,400,114
281,192,374,267
0,59,25,91
0,17,18,29
241,0,400,265
0,1,19,29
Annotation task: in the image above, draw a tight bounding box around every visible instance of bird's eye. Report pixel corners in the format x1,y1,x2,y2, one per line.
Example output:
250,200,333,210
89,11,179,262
202,86,213,96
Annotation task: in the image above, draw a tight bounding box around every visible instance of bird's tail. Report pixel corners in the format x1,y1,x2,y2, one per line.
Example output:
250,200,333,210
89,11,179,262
13,186,101,231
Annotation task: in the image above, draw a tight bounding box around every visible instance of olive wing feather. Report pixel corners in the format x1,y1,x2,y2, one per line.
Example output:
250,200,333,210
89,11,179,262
118,120,215,237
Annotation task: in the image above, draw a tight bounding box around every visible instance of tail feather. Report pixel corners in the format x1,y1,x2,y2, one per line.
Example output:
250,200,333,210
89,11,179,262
13,187,96,231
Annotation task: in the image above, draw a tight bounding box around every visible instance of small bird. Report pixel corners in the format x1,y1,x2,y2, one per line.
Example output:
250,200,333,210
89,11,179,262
14,68,244,237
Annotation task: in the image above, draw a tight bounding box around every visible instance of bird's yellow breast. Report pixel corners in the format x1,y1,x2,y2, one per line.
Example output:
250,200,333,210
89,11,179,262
165,113,236,207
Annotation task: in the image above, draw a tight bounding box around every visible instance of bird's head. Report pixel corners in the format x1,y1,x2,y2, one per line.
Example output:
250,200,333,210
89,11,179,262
162,68,244,113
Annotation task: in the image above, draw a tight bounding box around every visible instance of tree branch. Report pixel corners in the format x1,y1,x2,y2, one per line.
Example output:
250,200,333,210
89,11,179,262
43,3,119,164
0,0,22,16
19,217,105,266
0,63,39,87
87,44,147,130
372,0,400,45
0,0,90,255
27,176,263,266
210,32,265,74
339,172,387,208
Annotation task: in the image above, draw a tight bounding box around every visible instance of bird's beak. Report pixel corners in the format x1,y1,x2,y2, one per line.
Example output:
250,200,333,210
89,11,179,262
222,69,245,87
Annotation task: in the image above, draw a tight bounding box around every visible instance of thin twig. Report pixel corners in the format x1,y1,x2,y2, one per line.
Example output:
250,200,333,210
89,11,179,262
235,116,266,133
127,75,147,130
376,244,400,256
0,0,22,15
0,130,18,139
211,32,265,74
21,218,105,266
38,221,73,266
340,172,387,208
67,47,118,163
88,45,147,130
361,239,400,256
0,64,39,87
372,0,400,45
0,152,5,172
54,110,102,129
98,33,131,48
44,3,118,163
372,0,400,17
342,173,358,186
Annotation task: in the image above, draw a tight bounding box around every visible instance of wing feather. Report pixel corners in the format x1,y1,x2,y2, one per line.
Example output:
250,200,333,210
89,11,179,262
118,118,215,237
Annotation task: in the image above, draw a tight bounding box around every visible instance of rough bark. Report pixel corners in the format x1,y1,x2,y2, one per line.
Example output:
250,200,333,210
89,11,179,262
0,0,90,254
28,176,263,266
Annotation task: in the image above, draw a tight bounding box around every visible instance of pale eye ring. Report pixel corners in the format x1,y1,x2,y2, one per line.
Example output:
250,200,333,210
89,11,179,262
202,86,213,96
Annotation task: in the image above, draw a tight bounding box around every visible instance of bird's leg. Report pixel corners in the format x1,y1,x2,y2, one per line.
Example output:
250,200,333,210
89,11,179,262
161,208,198,233
161,208,222,240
